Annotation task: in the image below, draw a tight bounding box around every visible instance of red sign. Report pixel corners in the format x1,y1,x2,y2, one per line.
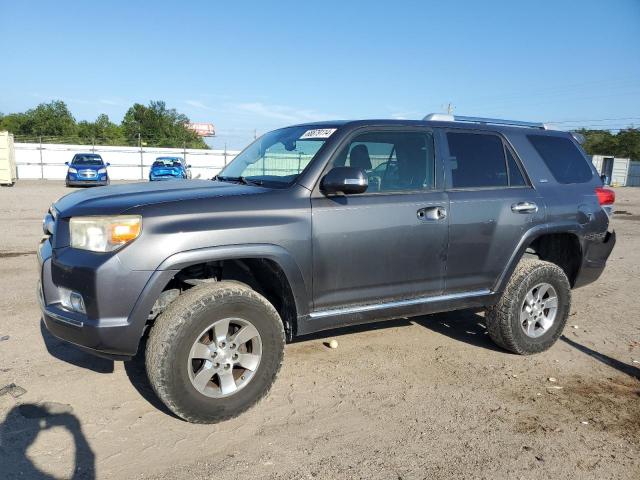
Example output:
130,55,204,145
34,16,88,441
186,123,215,137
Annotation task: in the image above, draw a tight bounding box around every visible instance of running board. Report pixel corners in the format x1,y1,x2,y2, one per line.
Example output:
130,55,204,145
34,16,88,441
309,289,492,319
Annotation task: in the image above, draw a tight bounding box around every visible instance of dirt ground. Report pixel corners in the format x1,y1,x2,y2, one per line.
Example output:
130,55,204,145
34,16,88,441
0,180,638,480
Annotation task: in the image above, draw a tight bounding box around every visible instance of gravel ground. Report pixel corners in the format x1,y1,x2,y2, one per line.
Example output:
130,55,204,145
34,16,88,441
0,180,638,479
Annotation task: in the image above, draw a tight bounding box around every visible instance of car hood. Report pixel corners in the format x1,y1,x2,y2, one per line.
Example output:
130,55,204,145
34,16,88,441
54,179,267,217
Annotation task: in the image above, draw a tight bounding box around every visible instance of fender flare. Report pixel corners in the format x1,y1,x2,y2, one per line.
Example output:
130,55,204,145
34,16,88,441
492,222,582,293
156,243,311,317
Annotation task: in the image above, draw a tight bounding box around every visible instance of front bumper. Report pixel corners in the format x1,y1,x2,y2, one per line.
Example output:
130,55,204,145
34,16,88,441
38,237,175,360
66,178,109,187
573,229,616,288
149,174,184,181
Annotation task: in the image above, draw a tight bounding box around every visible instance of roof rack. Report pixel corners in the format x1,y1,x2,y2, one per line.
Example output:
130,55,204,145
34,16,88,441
423,113,547,129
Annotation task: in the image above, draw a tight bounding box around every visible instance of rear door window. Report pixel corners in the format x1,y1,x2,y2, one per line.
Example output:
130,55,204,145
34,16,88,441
506,148,527,186
527,135,593,184
446,132,508,188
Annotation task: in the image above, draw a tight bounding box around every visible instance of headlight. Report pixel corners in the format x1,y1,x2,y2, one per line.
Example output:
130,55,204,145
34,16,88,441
68,167,78,174
98,168,107,174
69,215,142,252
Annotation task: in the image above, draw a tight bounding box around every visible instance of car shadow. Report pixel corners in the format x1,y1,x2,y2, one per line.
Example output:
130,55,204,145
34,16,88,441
291,317,413,344
122,337,180,420
0,403,95,479
411,309,507,353
561,335,640,379
40,319,114,373
293,310,506,353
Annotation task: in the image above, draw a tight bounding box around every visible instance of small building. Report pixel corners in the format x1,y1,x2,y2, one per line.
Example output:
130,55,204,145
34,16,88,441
591,155,640,187
0,131,17,186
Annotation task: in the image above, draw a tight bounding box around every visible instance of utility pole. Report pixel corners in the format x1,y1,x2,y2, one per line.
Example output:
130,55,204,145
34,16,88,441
138,132,143,180
446,102,454,115
223,142,228,167
39,135,43,179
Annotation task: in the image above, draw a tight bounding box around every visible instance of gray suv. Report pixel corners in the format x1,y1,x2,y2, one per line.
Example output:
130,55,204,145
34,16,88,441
38,114,616,423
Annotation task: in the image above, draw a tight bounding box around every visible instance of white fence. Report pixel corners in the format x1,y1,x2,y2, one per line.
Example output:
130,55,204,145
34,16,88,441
15,142,241,180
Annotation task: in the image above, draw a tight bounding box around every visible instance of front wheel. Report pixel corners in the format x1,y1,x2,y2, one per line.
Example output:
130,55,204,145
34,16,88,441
486,259,571,355
145,281,285,423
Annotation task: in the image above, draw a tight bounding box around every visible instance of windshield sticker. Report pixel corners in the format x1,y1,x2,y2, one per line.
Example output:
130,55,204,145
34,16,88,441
300,128,337,139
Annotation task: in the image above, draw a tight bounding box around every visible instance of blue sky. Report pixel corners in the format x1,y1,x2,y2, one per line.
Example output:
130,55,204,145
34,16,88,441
2,0,639,149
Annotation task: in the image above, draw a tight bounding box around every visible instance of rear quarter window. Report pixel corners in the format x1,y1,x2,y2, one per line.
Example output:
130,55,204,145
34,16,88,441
527,135,593,184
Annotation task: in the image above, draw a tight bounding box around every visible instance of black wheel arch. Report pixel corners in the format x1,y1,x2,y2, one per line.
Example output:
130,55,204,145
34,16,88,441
494,224,584,294
128,244,308,352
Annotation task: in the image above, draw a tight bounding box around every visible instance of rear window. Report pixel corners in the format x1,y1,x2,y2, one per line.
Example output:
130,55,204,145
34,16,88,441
528,135,593,184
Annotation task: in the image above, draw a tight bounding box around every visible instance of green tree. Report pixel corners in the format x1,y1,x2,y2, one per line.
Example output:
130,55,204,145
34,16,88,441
24,100,77,139
0,112,30,135
578,129,619,156
121,100,207,148
614,128,640,159
77,114,125,145
579,128,640,159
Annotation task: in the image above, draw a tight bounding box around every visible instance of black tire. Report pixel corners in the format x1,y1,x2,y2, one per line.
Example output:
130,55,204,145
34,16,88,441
145,281,285,423
486,258,571,355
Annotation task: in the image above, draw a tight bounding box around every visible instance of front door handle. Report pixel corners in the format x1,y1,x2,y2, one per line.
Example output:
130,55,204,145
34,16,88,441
417,206,447,221
511,201,538,214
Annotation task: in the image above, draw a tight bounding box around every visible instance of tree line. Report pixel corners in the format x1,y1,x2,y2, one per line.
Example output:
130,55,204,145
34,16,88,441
0,100,208,149
1,101,638,158
576,128,640,160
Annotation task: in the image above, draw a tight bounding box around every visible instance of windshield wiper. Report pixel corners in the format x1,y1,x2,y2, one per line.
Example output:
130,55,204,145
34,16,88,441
214,175,243,183
214,175,263,186
241,177,264,186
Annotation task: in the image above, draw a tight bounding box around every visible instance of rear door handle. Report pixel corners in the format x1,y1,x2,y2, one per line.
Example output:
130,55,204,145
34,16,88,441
511,201,538,214
417,206,447,221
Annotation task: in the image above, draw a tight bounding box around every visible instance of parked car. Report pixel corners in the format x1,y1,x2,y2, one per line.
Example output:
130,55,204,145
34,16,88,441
65,153,109,187
149,156,191,181
39,114,616,423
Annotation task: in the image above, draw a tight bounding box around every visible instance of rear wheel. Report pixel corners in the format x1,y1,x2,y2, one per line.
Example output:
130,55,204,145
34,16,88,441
486,259,571,355
145,281,285,423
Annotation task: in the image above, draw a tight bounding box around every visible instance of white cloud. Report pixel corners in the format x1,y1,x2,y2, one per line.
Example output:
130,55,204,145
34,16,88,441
232,102,335,123
389,110,424,120
185,99,215,111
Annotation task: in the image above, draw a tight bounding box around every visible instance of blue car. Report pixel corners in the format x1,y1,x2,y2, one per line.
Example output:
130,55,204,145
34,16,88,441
149,157,191,181
65,153,110,187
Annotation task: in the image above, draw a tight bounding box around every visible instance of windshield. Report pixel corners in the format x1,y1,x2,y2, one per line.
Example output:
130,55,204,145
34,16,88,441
153,159,181,168
218,126,336,187
157,157,182,164
73,155,103,166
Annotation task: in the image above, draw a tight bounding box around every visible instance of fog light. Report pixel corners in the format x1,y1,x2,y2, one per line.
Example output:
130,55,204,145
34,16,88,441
60,288,86,314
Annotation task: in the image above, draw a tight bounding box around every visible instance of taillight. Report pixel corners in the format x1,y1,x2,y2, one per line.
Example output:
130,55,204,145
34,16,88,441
595,187,615,206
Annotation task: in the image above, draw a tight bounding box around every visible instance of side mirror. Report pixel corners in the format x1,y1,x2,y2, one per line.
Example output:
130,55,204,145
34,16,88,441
187,164,192,168
65,162,69,166
320,166,368,195
106,162,111,167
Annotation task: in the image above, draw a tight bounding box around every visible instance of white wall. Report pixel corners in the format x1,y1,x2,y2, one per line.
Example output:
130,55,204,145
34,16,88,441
628,161,640,187
15,142,240,180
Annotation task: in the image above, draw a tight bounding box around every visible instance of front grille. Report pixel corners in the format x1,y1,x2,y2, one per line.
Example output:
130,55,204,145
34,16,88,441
78,169,97,178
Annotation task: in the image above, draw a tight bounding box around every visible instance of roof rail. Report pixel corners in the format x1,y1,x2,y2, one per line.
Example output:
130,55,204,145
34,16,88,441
423,113,547,129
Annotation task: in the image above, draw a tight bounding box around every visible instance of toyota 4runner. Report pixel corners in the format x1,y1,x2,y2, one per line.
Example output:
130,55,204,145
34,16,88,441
38,114,616,423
